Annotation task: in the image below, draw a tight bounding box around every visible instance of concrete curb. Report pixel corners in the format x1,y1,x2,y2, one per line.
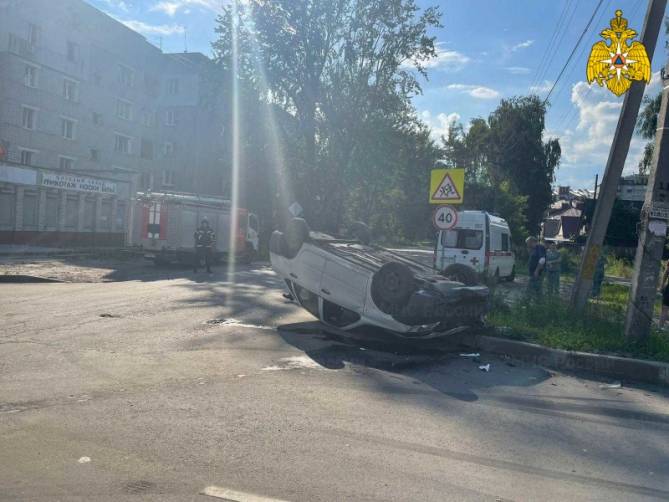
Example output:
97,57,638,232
457,333,669,387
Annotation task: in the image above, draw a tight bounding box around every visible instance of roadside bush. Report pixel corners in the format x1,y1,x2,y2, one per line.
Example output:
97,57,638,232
558,247,580,275
488,296,669,362
605,255,634,279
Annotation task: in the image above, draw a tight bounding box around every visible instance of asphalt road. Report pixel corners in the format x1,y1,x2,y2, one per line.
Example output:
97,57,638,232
1,260,669,501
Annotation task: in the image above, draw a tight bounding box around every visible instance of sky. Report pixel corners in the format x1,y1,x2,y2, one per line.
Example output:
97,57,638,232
89,0,669,190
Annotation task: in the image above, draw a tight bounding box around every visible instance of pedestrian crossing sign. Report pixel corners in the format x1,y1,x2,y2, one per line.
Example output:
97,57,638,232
429,168,464,204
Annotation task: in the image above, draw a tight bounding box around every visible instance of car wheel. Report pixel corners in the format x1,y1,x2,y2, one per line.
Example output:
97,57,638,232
441,263,480,286
351,221,371,245
284,218,310,258
371,262,416,314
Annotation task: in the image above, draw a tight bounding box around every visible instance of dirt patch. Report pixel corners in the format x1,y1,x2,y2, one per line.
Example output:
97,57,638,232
0,255,190,283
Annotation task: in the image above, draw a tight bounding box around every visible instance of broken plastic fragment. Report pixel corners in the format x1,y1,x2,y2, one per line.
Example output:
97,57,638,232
479,364,490,372
78,457,91,464
460,353,480,358
599,381,622,389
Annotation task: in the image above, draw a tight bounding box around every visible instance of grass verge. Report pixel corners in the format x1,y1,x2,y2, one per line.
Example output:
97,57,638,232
487,287,669,363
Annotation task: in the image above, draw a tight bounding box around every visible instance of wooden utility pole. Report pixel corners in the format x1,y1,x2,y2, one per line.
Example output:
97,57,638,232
570,0,667,310
625,62,669,341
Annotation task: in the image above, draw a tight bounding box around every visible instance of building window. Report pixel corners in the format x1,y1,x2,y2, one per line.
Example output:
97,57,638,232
22,106,37,130
90,148,99,162
92,112,103,125
162,169,175,187
167,78,179,95
144,75,160,96
61,117,76,140
24,65,38,88
141,110,155,127
66,41,79,63
28,23,40,47
141,172,151,190
140,139,154,160
63,79,78,102
19,149,36,166
59,156,75,170
116,99,133,121
119,65,134,87
165,109,176,126
114,134,132,155
163,142,174,157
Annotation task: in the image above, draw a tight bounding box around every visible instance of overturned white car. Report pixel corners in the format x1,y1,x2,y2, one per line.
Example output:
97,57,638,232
270,219,490,338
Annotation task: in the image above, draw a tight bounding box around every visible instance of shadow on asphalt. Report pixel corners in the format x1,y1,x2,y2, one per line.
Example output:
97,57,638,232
276,321,551,403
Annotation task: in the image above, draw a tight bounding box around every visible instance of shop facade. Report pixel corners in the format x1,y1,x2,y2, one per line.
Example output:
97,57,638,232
0,162,133,247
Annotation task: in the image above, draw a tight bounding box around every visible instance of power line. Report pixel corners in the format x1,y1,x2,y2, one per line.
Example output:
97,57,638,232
542,0,605,104
553,0,644,133
534,0,580,91
530,0,574,92
552,0,612,130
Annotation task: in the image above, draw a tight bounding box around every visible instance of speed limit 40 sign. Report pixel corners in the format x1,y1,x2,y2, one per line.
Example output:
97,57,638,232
433,205,458,230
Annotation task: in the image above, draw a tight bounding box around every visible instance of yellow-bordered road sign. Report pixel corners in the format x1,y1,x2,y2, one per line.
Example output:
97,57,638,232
429,168,464,204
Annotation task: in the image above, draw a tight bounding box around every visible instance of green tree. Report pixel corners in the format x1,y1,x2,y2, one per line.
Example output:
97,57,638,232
636,93,661,175
213,0,441,233
635,18,668,175
486,96,560,235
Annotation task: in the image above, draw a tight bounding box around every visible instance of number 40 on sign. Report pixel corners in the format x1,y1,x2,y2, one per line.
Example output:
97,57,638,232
433,205,458,230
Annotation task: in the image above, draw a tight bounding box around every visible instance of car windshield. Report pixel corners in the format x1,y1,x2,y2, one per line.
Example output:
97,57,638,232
441,229,483,250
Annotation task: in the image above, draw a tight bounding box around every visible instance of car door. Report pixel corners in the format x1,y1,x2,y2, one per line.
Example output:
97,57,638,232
291,247,326,296
320,257,369,312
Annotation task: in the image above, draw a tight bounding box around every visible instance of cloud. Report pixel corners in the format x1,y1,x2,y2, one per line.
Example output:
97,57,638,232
121,19,186,36
150,0,222,16
510,39,534,52
151,1,181,16
422,44,470,70
447,84,500,99
554,75,662,174
101,0,129,11
530,80,553,94
420,111,461,140
504,66,531,75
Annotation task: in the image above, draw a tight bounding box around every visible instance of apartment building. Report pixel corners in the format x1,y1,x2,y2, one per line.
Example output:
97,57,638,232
0,0,226,246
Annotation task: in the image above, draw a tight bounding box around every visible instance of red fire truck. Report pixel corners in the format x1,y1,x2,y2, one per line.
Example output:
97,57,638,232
131,191,259,265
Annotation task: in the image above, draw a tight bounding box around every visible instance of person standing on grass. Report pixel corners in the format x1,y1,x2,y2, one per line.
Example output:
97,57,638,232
591,252,606,298
193,218,216,274
526,236,546,299
545,241,561,296
660,263,669,328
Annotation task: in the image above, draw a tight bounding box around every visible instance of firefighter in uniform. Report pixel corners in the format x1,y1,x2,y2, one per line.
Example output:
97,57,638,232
193,218,216,273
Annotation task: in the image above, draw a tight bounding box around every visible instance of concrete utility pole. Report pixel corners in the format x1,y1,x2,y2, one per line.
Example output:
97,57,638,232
570,0,667,310
625,63,669,341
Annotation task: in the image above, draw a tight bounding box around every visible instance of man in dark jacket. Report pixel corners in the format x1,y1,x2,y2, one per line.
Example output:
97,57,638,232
526,236,546,299
193,218,216,274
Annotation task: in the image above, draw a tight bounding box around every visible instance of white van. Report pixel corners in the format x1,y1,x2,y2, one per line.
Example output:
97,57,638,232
434,210,515,282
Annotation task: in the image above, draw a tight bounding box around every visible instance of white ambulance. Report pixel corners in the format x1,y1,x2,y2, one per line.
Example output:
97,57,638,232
434,210,515,282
